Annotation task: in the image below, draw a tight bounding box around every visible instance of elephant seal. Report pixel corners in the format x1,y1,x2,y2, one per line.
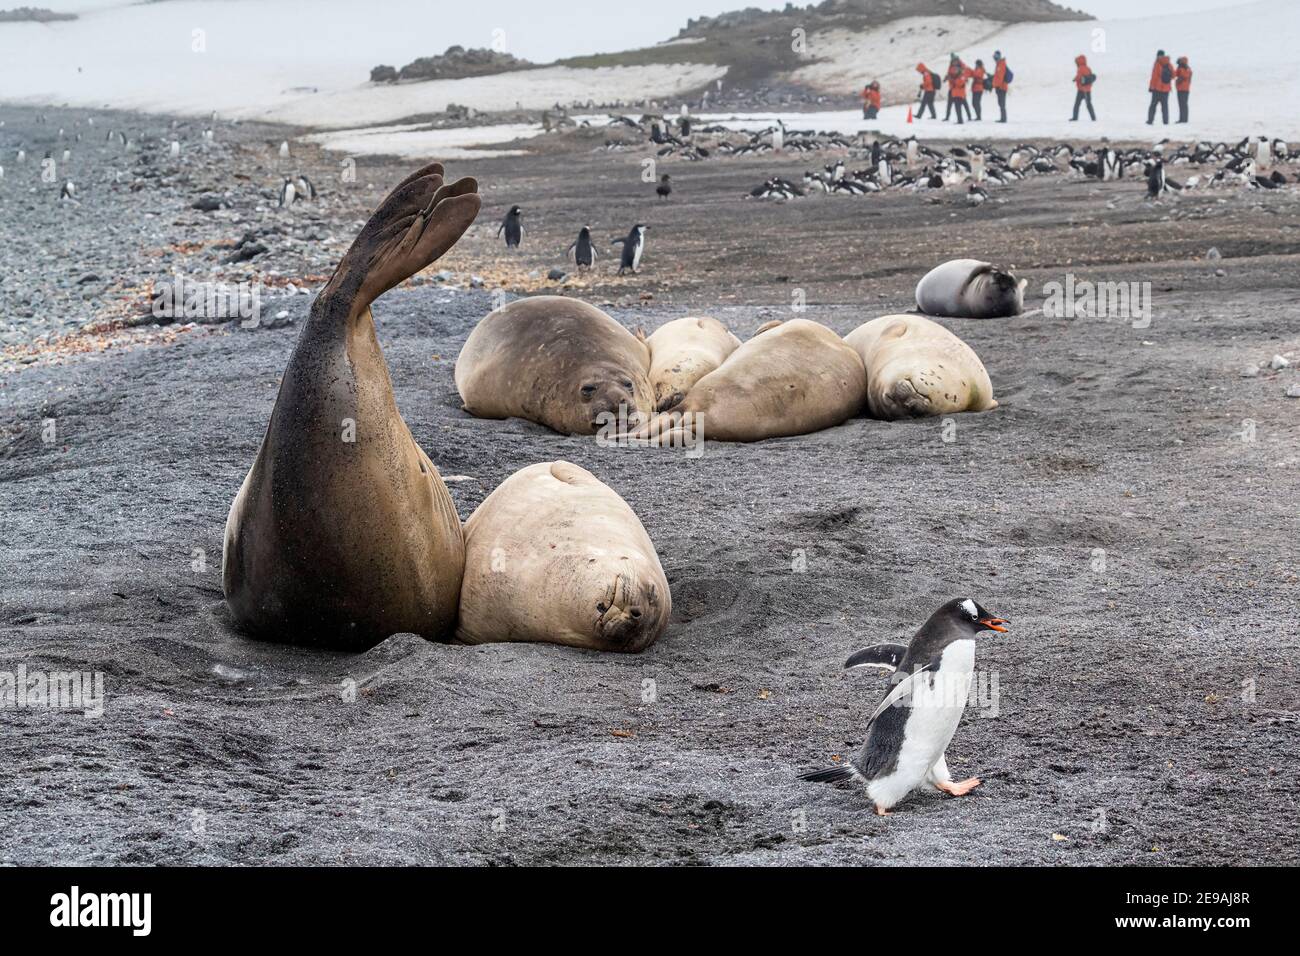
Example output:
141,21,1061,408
454,296,653,435
915,258,1027,318
223,162,480,650
646,315,741,411
845,314,997,419
457,461,671,653
632,318,866,443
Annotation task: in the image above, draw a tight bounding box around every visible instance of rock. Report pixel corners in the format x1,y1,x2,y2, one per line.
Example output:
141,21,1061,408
1206,247,1221,260
191,195,222,212
369,65,399,84
547,268,567,281
1215,269,1226,277
76,273,101,284
1269,355,1290,370
1287,384,1300,398
1240,365,1260,378
470,275,484,288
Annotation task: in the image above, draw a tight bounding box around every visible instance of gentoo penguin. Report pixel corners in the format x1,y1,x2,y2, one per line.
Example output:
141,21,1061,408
1145,159,1167,198
278,178,297,207
613,224,648,275
497,205,523,248
59,180,79,204
567,226,597,270
656,173,672,200
294,173,317,200
800,598,1008,815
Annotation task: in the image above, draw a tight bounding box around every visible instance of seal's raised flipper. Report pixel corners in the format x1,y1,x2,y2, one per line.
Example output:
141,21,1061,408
322,163,481,318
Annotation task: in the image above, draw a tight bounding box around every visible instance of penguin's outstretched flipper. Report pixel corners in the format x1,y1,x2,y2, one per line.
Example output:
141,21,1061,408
799,765,857,785
845,643,907,672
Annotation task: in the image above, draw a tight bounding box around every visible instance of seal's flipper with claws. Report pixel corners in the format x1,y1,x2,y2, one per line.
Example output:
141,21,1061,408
223,163,481,650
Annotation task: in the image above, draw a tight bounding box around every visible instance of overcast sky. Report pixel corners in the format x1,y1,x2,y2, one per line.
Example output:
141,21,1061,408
36,0,1262,63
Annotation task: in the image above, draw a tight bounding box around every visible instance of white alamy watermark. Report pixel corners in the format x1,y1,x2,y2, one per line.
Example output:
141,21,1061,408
152,271,262,327
594,404,705,458
50,887,151,936
1042,274,1152,328
1,665,104,717
881,667,1000,718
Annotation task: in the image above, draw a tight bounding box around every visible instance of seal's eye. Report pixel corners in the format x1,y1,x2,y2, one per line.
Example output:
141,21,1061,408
621,380,634,390
580,384,597,398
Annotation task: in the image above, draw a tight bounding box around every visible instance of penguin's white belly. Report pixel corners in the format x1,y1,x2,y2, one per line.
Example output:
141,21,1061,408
867,640,975,808
631,241,643,271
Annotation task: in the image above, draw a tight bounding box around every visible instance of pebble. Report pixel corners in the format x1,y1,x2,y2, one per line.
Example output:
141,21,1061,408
1240,366,1260,378
1287,384,1300,398
1269,355,1290,370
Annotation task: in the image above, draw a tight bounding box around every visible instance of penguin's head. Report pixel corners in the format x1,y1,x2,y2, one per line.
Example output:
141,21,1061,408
951,598,1008,634
508,204,521,217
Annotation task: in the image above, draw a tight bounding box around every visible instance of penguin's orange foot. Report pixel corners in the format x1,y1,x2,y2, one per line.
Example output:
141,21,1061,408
874,805,892,816
936,777,981,797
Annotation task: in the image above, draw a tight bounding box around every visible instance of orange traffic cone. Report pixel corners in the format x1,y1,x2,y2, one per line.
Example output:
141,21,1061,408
906,106,913,123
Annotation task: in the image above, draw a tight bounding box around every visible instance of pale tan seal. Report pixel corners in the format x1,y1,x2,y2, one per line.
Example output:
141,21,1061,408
454,296,654,435
645,315,742,411
457,461,671,653
915,258,1027,318
223,162,480,650
845,314,997,419
632,318,866,442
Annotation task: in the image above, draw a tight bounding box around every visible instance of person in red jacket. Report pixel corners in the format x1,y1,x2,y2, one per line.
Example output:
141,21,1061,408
943,55,963,121
861,81,881,119
916,63,938,118
949,64,971,124
991,50,1011,123
1174,56,1193,123
971,59,987,121
1146,49,1175,125
1071,54,1096,121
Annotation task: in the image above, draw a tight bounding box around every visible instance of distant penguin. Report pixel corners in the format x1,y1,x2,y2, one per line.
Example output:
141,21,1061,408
656,173,672,200
279,141,290,160
497,204,523,248
613,224,648,275
59,180,79,204
567,225,598,270
967,184,988,206
772,120,785,153
61,148,71,162
1099,148,1121,181
1145,159,1167,198
169,140,180,158
799,598,1009,815
294,173,317,200
16,149,25,163
278,178,297,207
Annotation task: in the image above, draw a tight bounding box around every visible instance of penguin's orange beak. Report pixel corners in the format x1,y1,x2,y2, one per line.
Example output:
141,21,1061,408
980,617,1009,632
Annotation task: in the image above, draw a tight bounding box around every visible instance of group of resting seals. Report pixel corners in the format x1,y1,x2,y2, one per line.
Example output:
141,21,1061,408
454,255,1018,442
222,160,1020,656
223,164,669,654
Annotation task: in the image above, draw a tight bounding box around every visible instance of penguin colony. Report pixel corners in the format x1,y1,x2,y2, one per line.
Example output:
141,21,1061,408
588,112,1298,202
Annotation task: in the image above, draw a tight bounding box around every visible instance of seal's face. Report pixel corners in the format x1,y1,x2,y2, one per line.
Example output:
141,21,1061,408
971,265,1025,316
593,568,668,653
579,372,644,432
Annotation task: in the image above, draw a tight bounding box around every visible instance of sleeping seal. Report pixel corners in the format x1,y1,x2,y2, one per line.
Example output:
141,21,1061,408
223,163,480,650
454,296,654,435
457,461,671,653
632,318,866,443
645,315,742,411
915,258,1026,318
844,314,997,419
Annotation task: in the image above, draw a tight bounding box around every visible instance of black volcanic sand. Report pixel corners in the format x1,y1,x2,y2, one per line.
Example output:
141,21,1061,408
2,280,1298,865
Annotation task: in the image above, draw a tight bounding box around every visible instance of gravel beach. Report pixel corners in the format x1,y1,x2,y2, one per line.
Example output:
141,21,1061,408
2,105,1298,865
